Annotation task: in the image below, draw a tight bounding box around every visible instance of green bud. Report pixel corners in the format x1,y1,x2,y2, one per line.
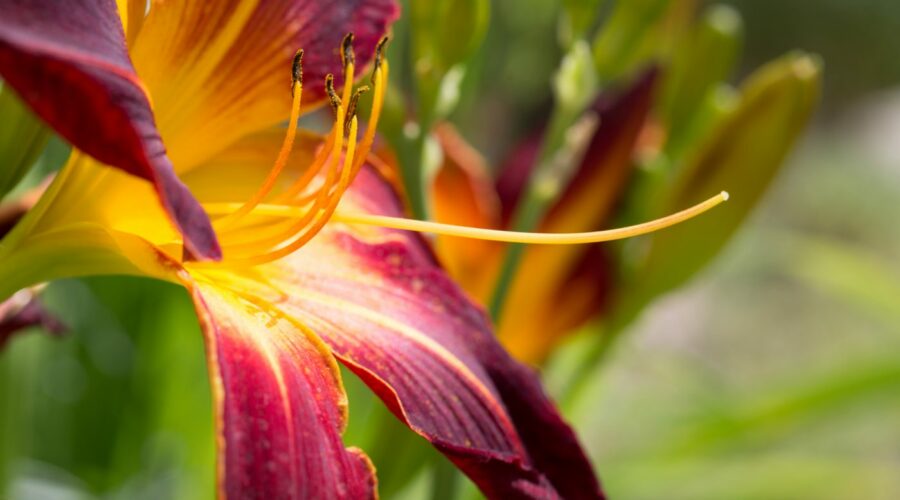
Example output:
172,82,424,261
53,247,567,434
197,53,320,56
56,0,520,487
554,40,598,113
0,85,50,199
591,0,672,80
661,4,744,147
636,52,822,298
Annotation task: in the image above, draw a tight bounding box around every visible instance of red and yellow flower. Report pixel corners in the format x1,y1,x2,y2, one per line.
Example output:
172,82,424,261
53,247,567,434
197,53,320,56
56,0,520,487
0,0,733,496
0,0,607,498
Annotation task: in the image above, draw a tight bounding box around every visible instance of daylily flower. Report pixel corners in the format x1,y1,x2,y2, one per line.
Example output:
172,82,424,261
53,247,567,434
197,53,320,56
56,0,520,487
0,1,729,497
0,0,610,497
432,70,659,364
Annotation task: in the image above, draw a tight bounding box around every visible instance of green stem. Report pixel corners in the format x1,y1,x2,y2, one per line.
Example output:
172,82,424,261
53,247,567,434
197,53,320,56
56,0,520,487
400,128,430,220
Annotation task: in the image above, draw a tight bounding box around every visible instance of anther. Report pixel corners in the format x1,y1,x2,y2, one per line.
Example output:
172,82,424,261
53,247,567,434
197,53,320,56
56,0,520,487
341,33,356,69
291,49,304,94
372,36,389,84
325,74,342,114
345,85,370,134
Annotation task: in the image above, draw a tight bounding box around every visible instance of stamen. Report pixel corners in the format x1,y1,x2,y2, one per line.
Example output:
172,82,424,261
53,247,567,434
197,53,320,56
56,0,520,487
345,86,369,135
349,54,388,177
341,33,356,106
273,124,337,203
326,74,342,114
215,49,305,229
200,192,729,250
219,105,348,257
371,36,389,85
275,38,386,205
341,33,356,68
220,116,361,267
291,48,304,96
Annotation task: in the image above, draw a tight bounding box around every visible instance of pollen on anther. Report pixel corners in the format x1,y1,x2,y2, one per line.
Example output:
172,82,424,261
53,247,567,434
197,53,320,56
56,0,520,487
325,74,342,113
372,36,389,83
345,86,370,134
291,49,304,96
341,33,355,68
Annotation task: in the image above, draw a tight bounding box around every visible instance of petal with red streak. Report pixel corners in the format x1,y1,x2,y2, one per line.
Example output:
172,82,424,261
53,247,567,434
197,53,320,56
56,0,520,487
175,127,602,498
431,123,503,299
246,168,603,499
0,0,220,261
130,0,400,170
188,279,376,500
497,68,659,363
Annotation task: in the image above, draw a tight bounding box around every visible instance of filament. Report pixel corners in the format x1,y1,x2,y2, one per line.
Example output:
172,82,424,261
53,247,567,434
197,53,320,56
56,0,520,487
215,50,304,230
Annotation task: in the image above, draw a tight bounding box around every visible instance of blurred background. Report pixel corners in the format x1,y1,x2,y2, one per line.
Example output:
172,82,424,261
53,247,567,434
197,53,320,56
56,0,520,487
2,0,900,499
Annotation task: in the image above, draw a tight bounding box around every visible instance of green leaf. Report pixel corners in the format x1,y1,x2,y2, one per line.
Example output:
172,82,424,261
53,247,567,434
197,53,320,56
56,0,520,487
635,52,822,299
0,85,50,199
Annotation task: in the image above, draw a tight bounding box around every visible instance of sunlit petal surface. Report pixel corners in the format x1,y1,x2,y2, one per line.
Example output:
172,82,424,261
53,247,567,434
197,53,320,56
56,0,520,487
0,0,220,260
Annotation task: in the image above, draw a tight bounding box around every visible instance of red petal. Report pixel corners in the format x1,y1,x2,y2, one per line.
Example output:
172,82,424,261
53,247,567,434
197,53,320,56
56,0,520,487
262,168,603,499
496,67,659,227
188,281,376,499
493,69,658,362
0,0,220,260
431,123,503,298
547,67,658,224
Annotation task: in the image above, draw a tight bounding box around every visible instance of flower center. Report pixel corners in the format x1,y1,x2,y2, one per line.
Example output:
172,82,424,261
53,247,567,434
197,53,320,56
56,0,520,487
196,35,730,270
195,34,388,268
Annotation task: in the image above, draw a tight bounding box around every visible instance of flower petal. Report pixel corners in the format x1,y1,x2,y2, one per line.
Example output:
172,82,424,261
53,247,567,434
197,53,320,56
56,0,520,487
232,168,603,499
172,130,601,498
0,0,220,261
431,123,503,300
496,68,658,362
187,279,376,499
130,0,399,171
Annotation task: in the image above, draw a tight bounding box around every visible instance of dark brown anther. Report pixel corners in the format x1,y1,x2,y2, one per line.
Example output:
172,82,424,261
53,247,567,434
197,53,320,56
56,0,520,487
341,33,355,69
345,85,370,135
291,49,304,96
325,74,342,114
371,36,389,84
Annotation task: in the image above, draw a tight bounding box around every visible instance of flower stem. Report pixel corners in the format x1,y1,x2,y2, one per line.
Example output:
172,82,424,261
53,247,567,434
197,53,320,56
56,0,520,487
401,127,431,220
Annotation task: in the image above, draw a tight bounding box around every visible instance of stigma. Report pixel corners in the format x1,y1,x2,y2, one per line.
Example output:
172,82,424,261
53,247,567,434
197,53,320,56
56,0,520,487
195,35,728,269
